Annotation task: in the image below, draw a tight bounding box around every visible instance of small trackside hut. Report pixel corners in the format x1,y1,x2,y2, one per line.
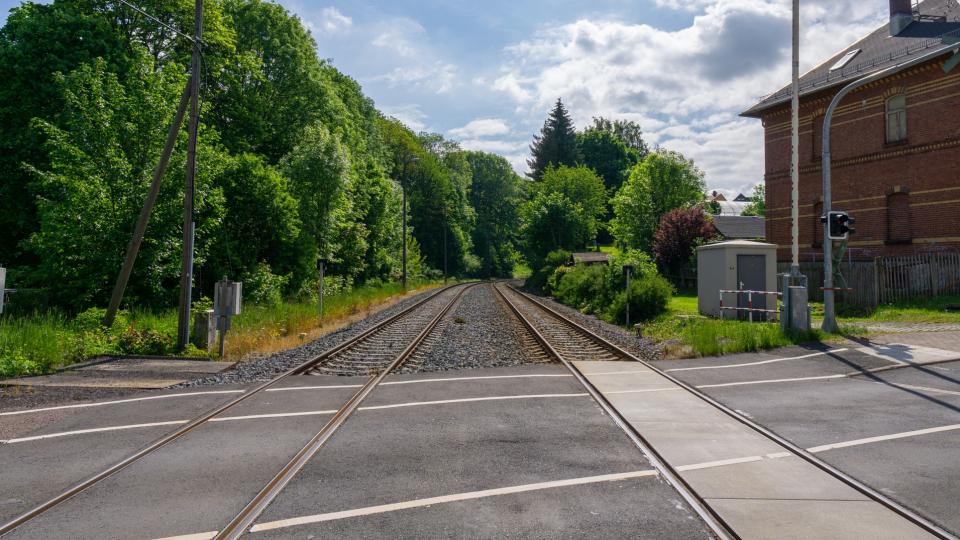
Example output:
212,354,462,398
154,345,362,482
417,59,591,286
697,240,778,321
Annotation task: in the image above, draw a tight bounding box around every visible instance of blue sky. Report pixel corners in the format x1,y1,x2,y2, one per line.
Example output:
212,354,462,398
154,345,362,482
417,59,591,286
0,0,893,195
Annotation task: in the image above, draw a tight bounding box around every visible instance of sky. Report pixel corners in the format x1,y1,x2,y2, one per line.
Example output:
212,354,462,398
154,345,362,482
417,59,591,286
0,0,896,196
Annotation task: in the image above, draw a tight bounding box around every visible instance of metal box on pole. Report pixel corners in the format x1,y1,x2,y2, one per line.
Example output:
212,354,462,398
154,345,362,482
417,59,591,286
214,278,242,357
0,267,5,315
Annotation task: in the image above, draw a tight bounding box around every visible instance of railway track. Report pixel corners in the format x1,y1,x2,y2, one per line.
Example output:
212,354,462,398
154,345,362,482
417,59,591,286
0,282,475,538
494,282,957,540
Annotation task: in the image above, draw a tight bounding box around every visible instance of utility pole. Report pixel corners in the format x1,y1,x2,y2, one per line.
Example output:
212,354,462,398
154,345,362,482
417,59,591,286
790,0,800,275
104,82,191,327
177,0,203,350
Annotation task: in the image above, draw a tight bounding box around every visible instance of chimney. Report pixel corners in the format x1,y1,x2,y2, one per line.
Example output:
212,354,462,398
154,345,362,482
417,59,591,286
889,0,914,36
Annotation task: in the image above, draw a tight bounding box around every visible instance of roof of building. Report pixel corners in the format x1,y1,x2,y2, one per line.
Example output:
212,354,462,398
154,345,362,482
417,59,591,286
713,215,766,240
742,0,960,118
733,193,751,202
571,252,611,264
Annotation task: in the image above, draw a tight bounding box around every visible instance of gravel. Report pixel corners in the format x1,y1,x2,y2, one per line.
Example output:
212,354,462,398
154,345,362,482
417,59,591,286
402,283,552,373
177,286,444,387
515,282,663,363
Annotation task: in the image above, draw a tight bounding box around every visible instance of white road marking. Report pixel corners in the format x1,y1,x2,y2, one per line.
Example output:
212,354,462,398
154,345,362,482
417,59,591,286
357,393,589,411
665,349,848,372
3,420,188,443
877,382,960,397
806,424,960,453
248,469,659,532
696,374,847,388
584,370,655,376
269,374,575,394
0,390,245,417
266,385,361,392
1,394,589,444
675,455,763,471
153,533,217,540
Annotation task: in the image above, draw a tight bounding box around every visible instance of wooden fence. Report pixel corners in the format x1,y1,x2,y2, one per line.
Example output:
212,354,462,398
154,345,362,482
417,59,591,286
777,252,960,307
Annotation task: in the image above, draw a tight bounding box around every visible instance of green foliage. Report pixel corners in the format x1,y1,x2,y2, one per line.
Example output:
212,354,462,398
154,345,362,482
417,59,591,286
741,183,766,217
527,98,581,181
589,117,649,158
577,128,640,194
462,152,523,278
606,275,673,324
241,262,289,307
611,150,707,253
554,264,606,312
526,249,571,293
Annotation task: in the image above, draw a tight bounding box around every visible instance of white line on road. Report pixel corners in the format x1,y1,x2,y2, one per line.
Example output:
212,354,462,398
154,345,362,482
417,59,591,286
665,349,848,372
697,374,847,388
1,394,589,444
248,469,659,533
0,390,245,417
582,370,655,376
806,424,960,453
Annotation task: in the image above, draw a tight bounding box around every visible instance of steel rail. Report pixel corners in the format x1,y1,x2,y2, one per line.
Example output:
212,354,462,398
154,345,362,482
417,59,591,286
214,283,477,539
505,284,958,540
0,283,463,537
492,283,738,540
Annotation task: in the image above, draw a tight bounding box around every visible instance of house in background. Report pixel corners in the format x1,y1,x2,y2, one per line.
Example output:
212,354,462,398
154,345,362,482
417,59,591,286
712,215,766,241
742,0,960,263
708,190,753,216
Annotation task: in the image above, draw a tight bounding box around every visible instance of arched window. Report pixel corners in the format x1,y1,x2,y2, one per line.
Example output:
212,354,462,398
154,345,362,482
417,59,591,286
886,191,911,244
885,94,907,143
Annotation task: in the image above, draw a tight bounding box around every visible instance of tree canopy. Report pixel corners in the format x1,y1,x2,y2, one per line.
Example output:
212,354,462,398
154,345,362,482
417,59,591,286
527,98,581,181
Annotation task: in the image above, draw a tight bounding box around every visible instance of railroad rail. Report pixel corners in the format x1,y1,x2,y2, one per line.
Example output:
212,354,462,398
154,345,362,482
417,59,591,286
0,282,475,537
495,282,957,540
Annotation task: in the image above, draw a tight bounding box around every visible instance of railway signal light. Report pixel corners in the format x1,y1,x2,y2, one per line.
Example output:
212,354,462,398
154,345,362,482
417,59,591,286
826,211,855,240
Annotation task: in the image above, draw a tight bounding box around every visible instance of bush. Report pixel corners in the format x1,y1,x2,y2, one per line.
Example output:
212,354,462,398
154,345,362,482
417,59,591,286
118,327,174,356
0,348,42,378
605,275,673,324
526,249,570,292
241,262,289,306
554,264,606,312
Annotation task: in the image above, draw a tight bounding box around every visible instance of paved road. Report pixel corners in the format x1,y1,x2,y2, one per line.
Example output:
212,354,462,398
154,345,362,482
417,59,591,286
1,365,713,539
652,337,960,535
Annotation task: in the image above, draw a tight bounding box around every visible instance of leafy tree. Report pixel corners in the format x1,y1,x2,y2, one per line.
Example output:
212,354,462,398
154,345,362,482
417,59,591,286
538,165,607,225
527,98,581,181
652,206,718,280
521,192,593,270
577,128,640,194
462,151,523,277
611,150,706,253
26,56,225,310
590,117,649,157
741,183,766,217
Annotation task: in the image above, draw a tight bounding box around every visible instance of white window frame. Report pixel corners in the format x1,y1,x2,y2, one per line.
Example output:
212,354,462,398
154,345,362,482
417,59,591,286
885,94,907,143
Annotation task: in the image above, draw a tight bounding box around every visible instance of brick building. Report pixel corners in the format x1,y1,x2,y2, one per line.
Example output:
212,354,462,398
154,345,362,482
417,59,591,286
742,0,960,263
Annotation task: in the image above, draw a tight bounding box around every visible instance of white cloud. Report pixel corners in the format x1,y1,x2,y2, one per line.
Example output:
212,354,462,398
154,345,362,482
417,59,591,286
318,7,352,33
368,17,461,94
377,61,458,94
449,118,511,138
488,0,884,191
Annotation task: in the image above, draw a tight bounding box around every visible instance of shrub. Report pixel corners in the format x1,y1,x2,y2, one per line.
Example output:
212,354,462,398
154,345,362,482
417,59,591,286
241,262,289,306
554,264,606,312
605,274,673,324
118,327,174,356
0,348,42,378
526,249,570,293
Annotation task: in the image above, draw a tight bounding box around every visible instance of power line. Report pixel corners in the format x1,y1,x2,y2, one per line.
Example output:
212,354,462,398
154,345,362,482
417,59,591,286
117,0,197,44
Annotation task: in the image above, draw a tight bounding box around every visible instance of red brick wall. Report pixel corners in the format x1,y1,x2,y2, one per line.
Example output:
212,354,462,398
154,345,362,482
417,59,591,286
759,56,960,262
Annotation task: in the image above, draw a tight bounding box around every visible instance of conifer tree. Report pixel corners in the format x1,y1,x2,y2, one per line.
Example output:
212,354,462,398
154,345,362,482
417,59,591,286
527,98,581,180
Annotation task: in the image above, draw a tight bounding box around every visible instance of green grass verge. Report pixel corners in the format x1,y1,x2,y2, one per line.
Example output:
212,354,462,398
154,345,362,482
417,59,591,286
0,279,441,379
644,292,863,358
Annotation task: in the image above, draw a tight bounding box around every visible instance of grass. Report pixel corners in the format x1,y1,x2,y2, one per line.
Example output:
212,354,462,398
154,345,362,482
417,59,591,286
0,279,443,379
642,291,861,358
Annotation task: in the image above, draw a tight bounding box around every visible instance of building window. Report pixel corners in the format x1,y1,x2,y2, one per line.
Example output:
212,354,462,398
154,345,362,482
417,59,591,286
885,94,907,143
886,192,911,243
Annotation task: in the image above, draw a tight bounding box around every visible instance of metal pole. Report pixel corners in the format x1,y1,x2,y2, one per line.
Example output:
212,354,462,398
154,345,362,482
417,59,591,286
401,182,407,290
820,42,954,333
177,0,203,350
318,261,324,319
625,269,631,328
104,82,191,327
790,0,800,275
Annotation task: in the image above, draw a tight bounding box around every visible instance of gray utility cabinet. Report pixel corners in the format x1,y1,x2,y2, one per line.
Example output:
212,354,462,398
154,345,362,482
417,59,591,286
697,240,778,320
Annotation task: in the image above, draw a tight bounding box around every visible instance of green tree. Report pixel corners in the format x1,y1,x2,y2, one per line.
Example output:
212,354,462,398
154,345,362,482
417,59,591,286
611,150,706,253
462,151,524,277
589,117,649,157
741,183,766,217
539,165,607,225
577,128,640,194
527,98,581,181
26,56,225,310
